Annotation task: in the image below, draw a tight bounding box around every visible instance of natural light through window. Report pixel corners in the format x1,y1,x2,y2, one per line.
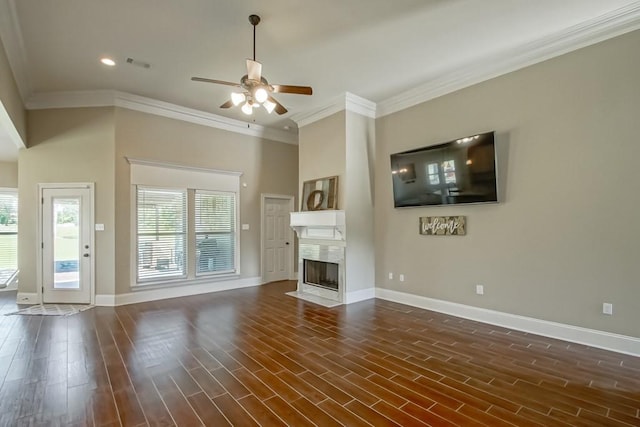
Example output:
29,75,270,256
0,190,18,286
136,187,187,282
427,163,440,185
443,160,457,184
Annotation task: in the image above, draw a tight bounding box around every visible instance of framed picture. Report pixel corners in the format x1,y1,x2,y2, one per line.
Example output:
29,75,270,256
301,176,339,211
419,216,466,235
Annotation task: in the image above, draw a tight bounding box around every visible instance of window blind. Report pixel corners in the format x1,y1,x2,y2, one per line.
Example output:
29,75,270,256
136,187,187,282
195,191,236,275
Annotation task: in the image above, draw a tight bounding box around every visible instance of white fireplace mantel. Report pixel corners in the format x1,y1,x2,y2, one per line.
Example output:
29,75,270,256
290,210,345,241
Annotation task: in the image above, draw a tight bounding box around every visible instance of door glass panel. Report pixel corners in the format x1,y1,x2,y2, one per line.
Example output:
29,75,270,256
53,198,80,290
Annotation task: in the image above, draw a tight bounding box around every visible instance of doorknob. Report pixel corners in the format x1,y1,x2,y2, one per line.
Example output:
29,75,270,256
285,242,290,245
83,253,90,257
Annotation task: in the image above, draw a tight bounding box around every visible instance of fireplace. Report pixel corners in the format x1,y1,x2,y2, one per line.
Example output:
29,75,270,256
297,241,344,303
289,211,346,306
289,210,374,306
304,260,339,291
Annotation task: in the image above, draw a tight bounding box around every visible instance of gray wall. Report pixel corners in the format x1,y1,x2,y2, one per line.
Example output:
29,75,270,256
20,107,116,296
344,111,376,294
299,112,346,209
298,110,377,295
17,106,298,298
114,108,299,294
375,30,640,338
0,161,18,187
0,38,26,143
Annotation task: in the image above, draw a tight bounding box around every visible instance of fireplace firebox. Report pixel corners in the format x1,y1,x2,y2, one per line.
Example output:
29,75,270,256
303,259,339,291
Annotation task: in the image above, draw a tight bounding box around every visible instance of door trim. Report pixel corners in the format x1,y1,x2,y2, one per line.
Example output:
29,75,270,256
260,194,295,283
37,183,95,305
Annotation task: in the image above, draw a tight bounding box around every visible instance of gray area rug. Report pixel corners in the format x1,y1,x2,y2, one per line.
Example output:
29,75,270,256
0,269,17,288
5,304,94,316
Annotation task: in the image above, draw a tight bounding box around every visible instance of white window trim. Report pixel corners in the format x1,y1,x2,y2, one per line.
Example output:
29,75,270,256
128,158,242,289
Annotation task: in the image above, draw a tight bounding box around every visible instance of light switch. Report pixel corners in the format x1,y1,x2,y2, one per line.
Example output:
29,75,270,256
95,224,105,231
242,224,250,230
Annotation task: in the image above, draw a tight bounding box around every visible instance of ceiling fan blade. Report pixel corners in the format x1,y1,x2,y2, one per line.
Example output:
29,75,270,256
220,100,233,109
246,59,262,81
268,96,288,115
271,85,313,95
191,77,241,87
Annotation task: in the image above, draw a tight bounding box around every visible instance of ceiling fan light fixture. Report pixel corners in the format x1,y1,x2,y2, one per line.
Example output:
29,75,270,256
254,87,269,103
100,57,116,66
241,102,253,115
231,92,246,106
190,13,312,117
263,99,276,114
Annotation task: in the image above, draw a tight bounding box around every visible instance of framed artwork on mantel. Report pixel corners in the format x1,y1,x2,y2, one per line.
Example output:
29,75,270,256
301,176,339,211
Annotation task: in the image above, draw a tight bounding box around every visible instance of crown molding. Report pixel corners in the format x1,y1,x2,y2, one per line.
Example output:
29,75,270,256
377,2,640,118
0,0,31,101
5,1,640,135
293,92,376,128
26,90,298,145
345,92,377,119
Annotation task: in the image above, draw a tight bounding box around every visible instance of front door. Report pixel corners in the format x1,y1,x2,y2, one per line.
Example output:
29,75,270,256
263,196,293,283
42,186,93,304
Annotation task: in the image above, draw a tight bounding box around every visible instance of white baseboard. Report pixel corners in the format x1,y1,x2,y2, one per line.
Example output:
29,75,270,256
16,292,39,304
376,287,640,357
345,287,376,304
96,276,262,307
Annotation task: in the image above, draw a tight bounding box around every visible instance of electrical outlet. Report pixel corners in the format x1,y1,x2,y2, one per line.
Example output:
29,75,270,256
399,274,405,282
602,303,613,315
388,272,393,280
476,285,484,295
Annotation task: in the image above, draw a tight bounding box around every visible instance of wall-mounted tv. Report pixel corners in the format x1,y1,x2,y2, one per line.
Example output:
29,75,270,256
390,131,498,207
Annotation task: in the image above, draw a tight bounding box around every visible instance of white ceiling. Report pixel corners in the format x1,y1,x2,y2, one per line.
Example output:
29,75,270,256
1,0,640,157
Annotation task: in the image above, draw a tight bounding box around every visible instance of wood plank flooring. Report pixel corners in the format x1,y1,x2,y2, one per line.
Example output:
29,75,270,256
0,281,638,426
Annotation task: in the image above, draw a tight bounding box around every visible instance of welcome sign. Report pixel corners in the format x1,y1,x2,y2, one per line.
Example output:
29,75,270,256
420,216,466,236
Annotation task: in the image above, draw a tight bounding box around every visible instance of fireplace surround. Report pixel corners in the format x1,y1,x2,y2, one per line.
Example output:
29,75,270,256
290,211,346,306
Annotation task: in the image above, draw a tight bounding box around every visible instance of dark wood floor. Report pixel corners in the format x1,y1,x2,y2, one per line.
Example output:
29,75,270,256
0,281,638,426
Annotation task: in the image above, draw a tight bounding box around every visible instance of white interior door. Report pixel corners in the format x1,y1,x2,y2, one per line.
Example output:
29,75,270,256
263,196,293,283
42,187,93,304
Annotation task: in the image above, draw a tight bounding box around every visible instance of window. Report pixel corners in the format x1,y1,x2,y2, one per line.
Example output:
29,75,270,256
195,191,236,275
427,163,440,185
129,158,242,286
443,160,457,184
0,190,18,285
136,187,187,282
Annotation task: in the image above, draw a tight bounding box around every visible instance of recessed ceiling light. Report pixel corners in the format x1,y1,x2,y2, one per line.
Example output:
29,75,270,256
100,57,116,66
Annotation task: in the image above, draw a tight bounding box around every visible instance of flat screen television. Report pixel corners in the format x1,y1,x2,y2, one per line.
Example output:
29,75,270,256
390,131,498,207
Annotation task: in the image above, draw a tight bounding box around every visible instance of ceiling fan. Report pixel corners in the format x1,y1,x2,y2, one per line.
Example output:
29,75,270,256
191,14,313,116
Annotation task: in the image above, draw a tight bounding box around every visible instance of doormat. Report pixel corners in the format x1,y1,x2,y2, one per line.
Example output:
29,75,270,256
5,304,94,317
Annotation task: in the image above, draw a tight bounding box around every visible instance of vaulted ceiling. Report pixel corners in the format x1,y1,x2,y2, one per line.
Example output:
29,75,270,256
1,0,640,159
